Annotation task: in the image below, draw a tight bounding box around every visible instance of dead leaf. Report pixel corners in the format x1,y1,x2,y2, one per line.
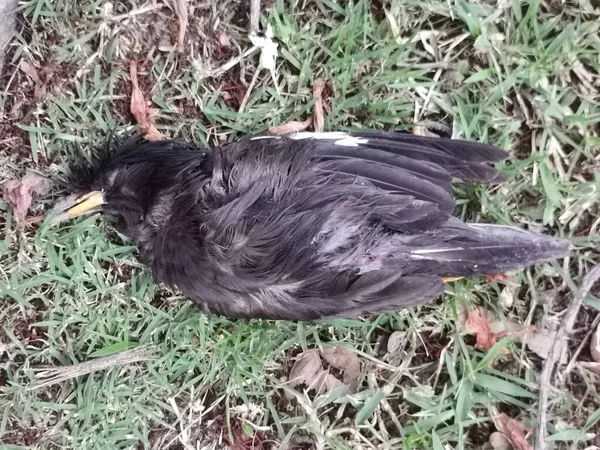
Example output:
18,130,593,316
289,350,323,389
312,78,326,133
268,119,312,135
489,316,568,365
129,61,164,141
289,347,362,394
590,323,600,363
3,172,51,223
170,0,188,51
465,308,502,352
288,351,343,394
464,308,538,356
514,328,568,365
386,331,405,354
484,432,513,450
19,60,45,99
320,345,361,392
493,413,533,450
19,60,41,83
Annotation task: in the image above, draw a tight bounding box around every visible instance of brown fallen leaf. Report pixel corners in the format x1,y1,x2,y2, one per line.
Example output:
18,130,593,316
289,351,343,394
129,61,164,141
289,350,323,389
464,308,536,356
268,119,312,135
289,348,360,394
170,0,188,52
465,308,503,352
493,413,533,450
514,327,567,365
312,78,326,133
487,314,566,365
3,172,51,223
19,60,45,100
320,345,362,392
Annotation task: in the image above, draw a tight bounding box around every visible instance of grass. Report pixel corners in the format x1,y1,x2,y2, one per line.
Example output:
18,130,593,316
1,0,599,448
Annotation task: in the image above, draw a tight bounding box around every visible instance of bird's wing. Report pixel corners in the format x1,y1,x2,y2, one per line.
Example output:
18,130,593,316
248,131,507,213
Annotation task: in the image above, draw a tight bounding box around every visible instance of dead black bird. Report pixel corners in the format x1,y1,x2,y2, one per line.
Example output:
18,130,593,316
52,131,570,320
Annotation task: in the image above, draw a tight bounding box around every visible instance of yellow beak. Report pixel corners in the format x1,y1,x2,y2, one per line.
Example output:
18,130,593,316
50,191,105,224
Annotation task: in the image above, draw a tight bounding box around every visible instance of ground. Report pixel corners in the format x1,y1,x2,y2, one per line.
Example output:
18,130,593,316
1,0,599,449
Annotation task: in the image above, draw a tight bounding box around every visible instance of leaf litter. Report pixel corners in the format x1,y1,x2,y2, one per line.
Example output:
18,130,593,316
129,61,164,141
462,307,567,364
267,119,312,135
464,308,503,352
492,412,533,450
320,345,361,392
19,61,46,101
289,345,362,394
2,172,51,223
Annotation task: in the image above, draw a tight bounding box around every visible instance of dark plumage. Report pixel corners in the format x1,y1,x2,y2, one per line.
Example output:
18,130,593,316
55,131,570,320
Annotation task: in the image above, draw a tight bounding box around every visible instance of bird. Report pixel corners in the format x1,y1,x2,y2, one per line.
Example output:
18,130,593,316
51,131,571,320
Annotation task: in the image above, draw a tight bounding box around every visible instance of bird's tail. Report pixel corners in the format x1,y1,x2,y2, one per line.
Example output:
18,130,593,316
409,223,571,277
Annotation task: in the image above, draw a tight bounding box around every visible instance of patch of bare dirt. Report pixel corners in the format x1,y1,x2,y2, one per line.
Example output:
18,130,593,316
220,71,247,111
6,308,47,351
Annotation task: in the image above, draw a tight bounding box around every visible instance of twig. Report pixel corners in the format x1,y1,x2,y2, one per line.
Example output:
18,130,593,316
29,347,153,389
535,265,600,450
249,0,261,35
312,78,326,133
238,68,261,113
129,61,164,140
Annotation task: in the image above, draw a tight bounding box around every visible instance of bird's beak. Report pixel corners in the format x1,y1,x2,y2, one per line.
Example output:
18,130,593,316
49,191,105,224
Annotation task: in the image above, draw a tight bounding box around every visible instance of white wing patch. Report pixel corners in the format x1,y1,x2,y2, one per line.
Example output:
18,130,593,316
290,132,368,147
410,247,461,259
411,248,460,254
334,137,368,147
250,136,282,141
251,132,369,147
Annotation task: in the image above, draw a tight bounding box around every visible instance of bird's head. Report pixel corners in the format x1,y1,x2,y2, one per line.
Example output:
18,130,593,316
51,135,204,233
